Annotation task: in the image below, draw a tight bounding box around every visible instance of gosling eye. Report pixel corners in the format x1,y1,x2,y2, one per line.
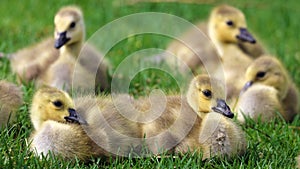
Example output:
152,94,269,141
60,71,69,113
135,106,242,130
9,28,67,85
256,71,266,79
226,20,234,26
52,100,63,108
69,22,76,29
202,89,212,98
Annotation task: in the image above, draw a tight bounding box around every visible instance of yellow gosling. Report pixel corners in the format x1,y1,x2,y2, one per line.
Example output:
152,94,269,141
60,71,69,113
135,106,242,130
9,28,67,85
236,56,299,122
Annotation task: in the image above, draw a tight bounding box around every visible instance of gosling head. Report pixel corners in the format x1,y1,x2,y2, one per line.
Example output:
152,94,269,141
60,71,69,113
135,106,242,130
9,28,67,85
208,5,256,44
242,56,289,100
187,75,234,119
30,86,86,130
54,6,85,49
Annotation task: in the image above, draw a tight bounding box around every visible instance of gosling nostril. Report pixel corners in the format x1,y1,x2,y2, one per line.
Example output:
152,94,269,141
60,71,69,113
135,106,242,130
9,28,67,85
236,28,256,44
217,99,226,108
54,31,70,49
213,99,234,118
68,108,77,118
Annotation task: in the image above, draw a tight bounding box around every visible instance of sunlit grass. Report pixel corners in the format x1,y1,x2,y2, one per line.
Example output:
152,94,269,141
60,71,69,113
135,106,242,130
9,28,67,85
0,0,299,168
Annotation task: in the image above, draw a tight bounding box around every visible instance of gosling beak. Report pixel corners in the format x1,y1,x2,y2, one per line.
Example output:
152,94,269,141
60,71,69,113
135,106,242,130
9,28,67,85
54,31,70,49
64,108,87,125
242,81,253,92
212,99,234,118
236,28,256,44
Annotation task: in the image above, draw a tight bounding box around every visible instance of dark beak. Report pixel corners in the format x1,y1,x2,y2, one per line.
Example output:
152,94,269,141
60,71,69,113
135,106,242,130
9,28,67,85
212,99,234,119
242,81,253,92
54,31,70,49
236,28,256,44
64,108,87,125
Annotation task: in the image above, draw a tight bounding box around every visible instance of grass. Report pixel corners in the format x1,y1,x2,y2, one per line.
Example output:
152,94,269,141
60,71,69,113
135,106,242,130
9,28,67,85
0,0,300,168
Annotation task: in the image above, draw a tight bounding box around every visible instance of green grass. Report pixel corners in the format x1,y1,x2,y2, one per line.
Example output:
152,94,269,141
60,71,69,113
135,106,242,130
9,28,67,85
0,0,300,168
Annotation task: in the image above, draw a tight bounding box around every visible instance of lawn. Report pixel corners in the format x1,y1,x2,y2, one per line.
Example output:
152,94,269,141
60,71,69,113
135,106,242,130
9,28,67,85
0,0,299,168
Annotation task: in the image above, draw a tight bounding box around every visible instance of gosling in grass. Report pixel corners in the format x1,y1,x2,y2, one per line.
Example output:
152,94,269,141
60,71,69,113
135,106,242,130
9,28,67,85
5,6,109,91
0,80,23,127
29,86,142,160
165,5,262,101
165,5,265,74
179,75,246,159
124,75,246,159
29,86,109,161
207,4,260,101
37,6,109,92
5,38,59,83
235,56,299,123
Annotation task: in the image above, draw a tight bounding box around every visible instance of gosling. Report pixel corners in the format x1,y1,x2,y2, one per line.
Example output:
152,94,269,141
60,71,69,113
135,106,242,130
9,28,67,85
235,56,299,122
0,80,23,127
29,86,108,161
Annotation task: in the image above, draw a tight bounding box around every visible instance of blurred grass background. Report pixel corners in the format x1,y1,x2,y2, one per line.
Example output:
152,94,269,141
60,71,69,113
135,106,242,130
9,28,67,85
0,0,299,168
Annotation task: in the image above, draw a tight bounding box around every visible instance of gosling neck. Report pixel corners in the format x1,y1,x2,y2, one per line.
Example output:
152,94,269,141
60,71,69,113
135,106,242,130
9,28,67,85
31,114,42,131
208,23,224,57
196,111,208,119
60,39,83,59
186,93,208,119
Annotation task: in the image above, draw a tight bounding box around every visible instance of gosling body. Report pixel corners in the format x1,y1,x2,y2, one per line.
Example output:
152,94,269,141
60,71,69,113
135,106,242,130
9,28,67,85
0,80,23,127
8,38,59,83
